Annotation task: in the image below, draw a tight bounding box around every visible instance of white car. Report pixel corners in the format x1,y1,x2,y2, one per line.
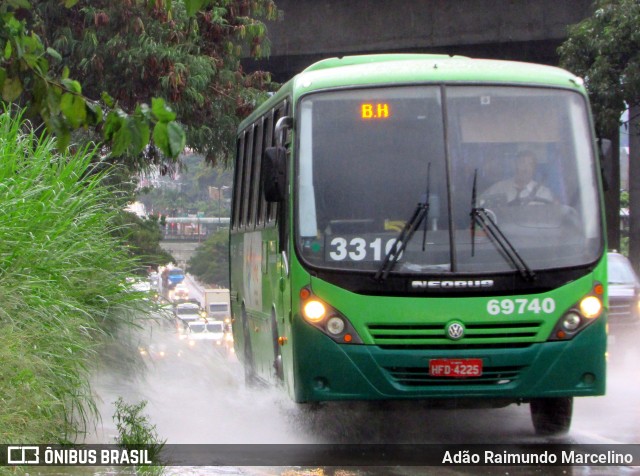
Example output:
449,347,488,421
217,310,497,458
149,272,160,288
173,302,205,322
171,283,190,301
124,277,151,293
132,280,152,292
184,320,225,342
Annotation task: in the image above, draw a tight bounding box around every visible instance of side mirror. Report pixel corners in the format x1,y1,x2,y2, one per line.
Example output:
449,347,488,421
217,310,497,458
598,138,613,191
262,146,286,202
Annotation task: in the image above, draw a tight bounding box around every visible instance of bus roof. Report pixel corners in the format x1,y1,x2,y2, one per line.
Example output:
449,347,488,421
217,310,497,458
240,54,586,131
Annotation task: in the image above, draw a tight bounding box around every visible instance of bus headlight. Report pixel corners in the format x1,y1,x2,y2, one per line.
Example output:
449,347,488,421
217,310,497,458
549,286,603,341
561,312,581,331
579,296,602,319
303,300,326,322
299,287,363,344
326,316,346,335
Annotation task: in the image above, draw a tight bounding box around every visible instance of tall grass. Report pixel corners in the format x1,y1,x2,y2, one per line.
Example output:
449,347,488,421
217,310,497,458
0,110,144,443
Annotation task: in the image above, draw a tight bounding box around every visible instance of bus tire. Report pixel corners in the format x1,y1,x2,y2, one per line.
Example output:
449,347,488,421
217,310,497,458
530,397,573,435
242,307,258,387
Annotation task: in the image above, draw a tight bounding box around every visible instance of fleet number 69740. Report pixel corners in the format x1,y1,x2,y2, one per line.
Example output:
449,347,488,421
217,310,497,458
487,298,555,315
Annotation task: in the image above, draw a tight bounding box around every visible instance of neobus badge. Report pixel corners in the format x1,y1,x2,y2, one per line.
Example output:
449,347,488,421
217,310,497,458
411,280,494,289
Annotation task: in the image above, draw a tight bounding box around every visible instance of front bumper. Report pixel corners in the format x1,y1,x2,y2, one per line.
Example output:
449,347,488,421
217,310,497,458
292,316,606,403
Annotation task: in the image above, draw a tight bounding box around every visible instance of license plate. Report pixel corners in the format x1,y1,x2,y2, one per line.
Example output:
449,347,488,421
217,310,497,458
429,358,483,377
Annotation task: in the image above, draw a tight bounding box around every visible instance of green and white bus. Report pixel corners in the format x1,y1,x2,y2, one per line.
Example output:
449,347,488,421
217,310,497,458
229,54,607,435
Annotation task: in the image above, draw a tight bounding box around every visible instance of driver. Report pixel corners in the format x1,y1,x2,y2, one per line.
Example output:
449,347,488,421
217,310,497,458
480,150,554,205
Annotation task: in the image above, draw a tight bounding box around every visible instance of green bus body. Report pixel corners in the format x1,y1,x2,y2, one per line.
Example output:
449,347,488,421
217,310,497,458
229,55,607,417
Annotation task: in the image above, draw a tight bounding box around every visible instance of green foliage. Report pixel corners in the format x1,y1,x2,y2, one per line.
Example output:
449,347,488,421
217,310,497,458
33,0,277,168
559,0,640,134
621,235,630,255
0,0,278,172
0,109,146,443
621,189,630,208
560,1,640,267
113,397,166,467
187,229,229,286
138,153,233,216
115,212,175,269
0,2,186,161
621,189,630,255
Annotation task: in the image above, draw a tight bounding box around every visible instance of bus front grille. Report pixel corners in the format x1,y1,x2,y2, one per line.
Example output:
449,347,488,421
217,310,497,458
367,321,543,348
384,365,525,387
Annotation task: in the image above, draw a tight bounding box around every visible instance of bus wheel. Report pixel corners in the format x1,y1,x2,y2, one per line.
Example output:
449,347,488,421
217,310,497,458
530,397,573,435
271,312,284,383
242,308,258,386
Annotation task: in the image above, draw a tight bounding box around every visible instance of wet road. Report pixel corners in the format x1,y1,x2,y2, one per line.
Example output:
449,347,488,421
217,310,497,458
82,303,640,474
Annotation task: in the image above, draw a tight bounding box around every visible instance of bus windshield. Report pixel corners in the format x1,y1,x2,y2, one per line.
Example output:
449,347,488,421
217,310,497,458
296,85,601,275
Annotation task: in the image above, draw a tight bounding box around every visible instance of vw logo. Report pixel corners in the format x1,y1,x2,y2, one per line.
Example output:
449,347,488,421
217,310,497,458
446,322,465,340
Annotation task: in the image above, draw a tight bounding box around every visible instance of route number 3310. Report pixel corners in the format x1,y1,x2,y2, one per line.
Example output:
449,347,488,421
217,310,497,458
486,298,555,315
328,236,401,262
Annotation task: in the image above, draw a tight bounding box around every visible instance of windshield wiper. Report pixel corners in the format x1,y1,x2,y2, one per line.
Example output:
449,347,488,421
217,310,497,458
470,169,535,281
375,164,431,282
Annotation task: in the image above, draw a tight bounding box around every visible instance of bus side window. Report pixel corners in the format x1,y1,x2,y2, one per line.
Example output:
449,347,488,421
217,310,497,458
251,118,265,227
259,112,274,225
232,133,245,229
242,126,255,228
267,101,289,224
265,109,277,224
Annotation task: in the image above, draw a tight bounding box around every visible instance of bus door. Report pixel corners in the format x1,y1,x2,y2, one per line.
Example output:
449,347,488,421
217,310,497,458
263,113,292,386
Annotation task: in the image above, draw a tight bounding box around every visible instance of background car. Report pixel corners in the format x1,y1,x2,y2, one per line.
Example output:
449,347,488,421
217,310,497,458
167,267,185,288
173,301,206,323
149,271,159,289
607,251,640,324
171,282,190,301
185,319,225,342
123,277,152,294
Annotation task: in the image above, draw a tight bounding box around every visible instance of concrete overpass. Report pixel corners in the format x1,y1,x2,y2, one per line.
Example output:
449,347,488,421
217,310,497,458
244,0,595,82
160,216,229,266
162,216,229,241
160,240,201,269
